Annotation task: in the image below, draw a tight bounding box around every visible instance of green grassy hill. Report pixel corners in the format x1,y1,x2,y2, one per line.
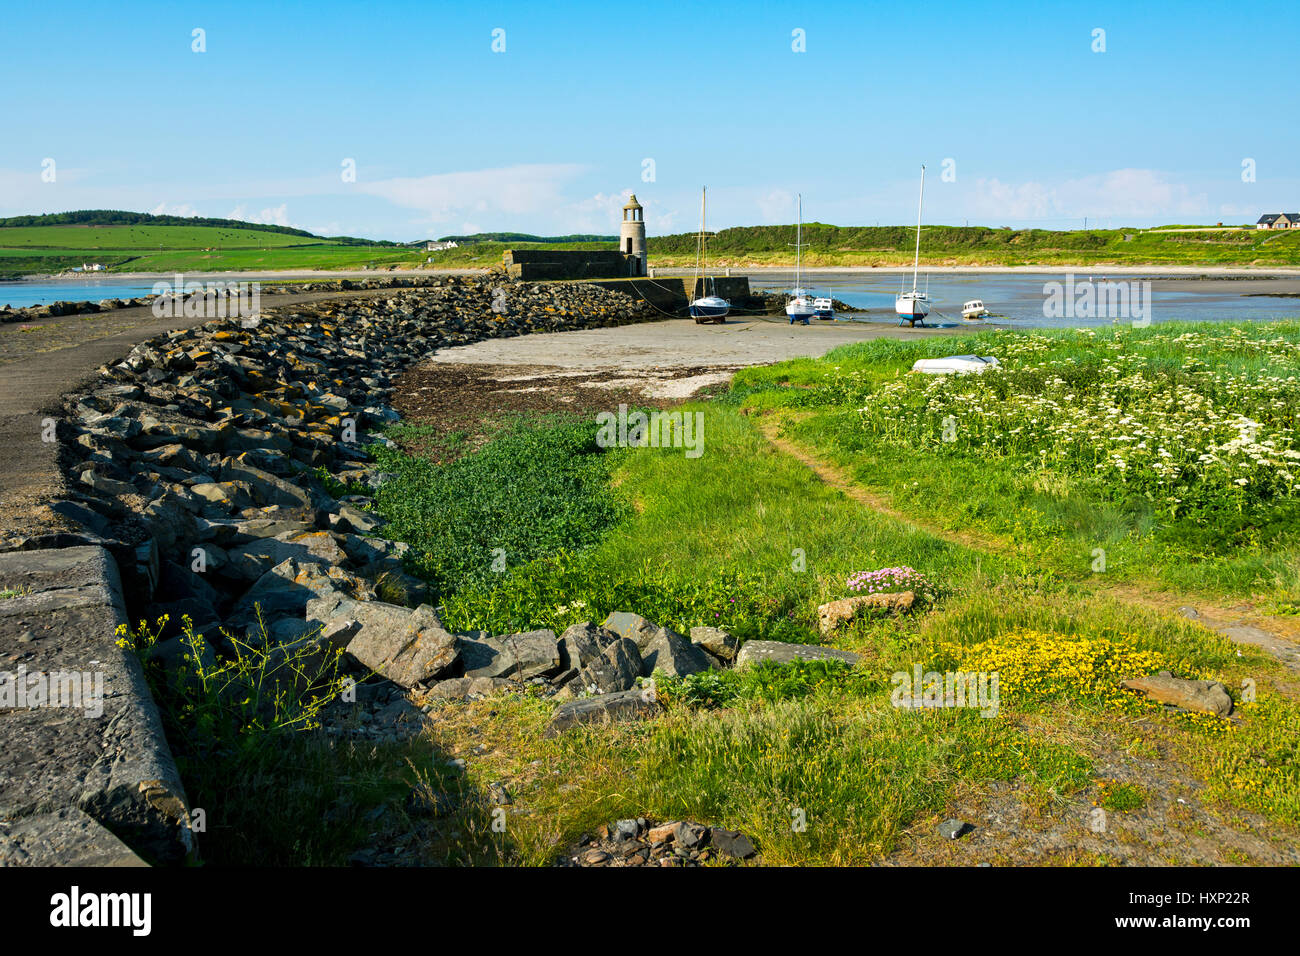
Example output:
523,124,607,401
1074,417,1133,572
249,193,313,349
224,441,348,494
642,223,1300,268
6,211,1298,277
0,211,417,278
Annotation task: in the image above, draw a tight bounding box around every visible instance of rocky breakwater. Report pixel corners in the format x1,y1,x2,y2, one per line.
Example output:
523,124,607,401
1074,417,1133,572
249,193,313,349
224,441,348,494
0,276,649,863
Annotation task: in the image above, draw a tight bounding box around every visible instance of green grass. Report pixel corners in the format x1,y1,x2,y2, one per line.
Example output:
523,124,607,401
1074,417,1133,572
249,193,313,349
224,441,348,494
389,403,1297,864
642,223,1300,268
154,375,1300,865
730,322,1300,601
370,416,630,602
0,223,426,277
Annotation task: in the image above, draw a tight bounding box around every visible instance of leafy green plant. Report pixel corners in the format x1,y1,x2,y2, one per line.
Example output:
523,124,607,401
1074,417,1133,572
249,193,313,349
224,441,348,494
370,415,629,601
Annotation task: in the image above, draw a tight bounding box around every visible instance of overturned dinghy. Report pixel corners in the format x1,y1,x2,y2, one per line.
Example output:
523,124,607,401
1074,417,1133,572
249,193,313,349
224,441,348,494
911,355,1000,375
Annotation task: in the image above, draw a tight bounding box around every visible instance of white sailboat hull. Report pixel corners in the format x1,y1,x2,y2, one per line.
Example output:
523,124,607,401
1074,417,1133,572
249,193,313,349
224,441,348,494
690,295,730,320
786,297,815,323
895,294,930,319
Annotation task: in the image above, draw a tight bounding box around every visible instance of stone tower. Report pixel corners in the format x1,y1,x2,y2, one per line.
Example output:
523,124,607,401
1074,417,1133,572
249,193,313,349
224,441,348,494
620,194,647,276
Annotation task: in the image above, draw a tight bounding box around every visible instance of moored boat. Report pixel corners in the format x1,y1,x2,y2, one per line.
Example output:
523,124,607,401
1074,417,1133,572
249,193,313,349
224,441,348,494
896,165,931,326
786,194,814,324
689,186,730,324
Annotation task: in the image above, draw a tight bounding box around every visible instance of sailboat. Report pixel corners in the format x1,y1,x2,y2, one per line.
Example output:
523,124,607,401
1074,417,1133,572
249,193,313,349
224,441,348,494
786,193,815,325
689,186,730,323
896,165,931,326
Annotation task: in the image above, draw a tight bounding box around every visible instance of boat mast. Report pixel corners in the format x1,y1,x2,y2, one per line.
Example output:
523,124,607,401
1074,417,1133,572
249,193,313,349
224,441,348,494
702,186,708,296
694,187,705,297
911,165,925,296
796,193,802,290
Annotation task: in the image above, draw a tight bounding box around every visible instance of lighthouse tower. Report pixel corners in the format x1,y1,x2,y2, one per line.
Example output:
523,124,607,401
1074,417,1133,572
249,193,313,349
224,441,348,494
620,194,647,276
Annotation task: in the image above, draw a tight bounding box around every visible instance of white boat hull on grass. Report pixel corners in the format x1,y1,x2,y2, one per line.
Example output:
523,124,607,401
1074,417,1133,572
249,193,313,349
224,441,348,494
912,355,1000,375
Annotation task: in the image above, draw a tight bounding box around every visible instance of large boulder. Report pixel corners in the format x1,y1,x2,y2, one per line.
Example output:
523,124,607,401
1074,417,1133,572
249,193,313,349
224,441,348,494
557,621,617,672
227,557,372,639
343,603,459,688
641,628,716,678
690,626,740,664
543,688,659,738
219,460,313,509
460,629,561,681
426,676,516,701
601,611,663,650
817,592,915,636
734,640,860,670
1121,672,1233,717
571,637,643,695
223,530,348,582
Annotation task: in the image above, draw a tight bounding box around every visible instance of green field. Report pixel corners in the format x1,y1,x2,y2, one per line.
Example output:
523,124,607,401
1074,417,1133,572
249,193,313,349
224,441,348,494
422,225,1300,270
10,216,1299,280
0,222,425,278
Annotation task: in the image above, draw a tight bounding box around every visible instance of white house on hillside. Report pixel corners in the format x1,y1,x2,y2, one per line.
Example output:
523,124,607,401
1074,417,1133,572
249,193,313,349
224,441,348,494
1256,213,1299,230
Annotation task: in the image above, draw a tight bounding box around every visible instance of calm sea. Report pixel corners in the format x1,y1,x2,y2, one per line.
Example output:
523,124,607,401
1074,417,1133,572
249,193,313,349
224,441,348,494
748,272,1300,328
0,277,165,309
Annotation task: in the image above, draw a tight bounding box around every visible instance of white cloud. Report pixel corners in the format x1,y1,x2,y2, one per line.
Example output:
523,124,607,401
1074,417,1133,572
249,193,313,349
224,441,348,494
227,203,294,227
359,163,586,228
967,169,1208,222
151,202,201,218
756,189,795,223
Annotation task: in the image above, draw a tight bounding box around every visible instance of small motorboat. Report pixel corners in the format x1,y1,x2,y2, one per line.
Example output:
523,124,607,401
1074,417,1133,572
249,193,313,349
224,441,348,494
813,296,835,320
961,299,989,321
912,355,1000,375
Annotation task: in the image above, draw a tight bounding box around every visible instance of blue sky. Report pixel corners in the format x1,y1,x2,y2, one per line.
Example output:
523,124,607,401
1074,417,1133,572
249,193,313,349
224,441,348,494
3,0,1297,239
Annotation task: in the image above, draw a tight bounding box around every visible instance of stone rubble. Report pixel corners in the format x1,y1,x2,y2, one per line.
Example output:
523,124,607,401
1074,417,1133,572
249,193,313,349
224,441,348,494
561,817,759,867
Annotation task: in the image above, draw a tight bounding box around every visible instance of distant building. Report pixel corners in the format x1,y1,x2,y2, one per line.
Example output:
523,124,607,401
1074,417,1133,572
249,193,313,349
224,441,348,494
620,195,647,276
426,240,459,251
1256,213,1299,230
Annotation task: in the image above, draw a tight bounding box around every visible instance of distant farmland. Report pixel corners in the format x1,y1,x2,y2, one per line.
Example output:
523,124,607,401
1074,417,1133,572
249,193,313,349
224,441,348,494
6,217,1300,278
0,223,424,277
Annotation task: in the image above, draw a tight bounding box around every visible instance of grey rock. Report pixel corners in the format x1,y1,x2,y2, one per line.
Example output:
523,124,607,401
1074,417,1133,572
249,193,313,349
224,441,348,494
601,610,663,650
1121,671,1233,717
557,621,617,672
711,828,757,859
343,603,459,688
425,676,516,700
690,625,740,663
938,818,973,840
461,629,560,681
641,627,716,678
543,687,659,738
613,819,640,841
573,637,643,694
